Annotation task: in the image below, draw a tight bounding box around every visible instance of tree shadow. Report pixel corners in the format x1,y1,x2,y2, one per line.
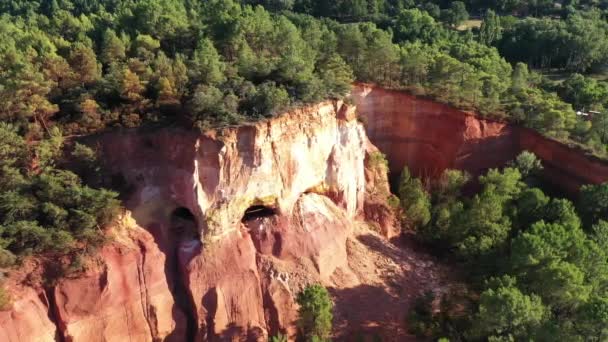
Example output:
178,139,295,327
329,233,449,341
330,284,414,342
215,322,265,342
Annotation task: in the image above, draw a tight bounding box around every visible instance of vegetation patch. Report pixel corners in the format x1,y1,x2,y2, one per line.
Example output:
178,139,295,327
0,286,11,311
368,151,389,170
0,124,120,261
398,152,608,340
296,284,333,342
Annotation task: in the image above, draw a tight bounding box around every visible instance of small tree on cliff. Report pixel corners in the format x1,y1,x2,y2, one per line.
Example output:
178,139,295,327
509,151,543,178
269,334,288,342
398,167,431,230
296,284,333,341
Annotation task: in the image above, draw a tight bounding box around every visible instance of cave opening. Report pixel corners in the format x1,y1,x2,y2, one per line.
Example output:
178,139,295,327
166,206,198,340
241,205,277,223
170,207,200,242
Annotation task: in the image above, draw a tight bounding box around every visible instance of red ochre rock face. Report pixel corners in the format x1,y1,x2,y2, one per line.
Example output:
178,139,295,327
0,222,188,342
0,100,399,341
352,83,608,193
3,85,607,342
0,285,57,342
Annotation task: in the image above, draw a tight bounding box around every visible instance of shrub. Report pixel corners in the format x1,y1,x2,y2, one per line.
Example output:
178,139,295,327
398,167,431,230
368,151,389,170
510,151,543,177
269,334,288,342
0,248,16,268
0,286,11,310
296,284,333,342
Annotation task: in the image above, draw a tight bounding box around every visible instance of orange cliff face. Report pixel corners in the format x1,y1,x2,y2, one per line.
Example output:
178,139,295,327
0,101,400,341
7,84,606,342
352,84,608,193
0,221,187,342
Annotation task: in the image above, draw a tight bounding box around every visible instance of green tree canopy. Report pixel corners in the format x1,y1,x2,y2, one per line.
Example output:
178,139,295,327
296,284,333,342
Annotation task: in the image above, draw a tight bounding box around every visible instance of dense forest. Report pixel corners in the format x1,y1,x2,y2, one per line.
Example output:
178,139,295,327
2,0,608,339
3,0,608,154
400,152,608,341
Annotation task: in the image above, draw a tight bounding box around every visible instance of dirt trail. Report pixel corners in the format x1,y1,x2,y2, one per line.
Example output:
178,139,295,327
330,225,452,341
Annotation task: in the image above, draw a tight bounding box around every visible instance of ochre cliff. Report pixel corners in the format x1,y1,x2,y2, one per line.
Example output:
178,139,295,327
6,83,603,342
52,219,189,342
518,130,608,193
352,84,608,192
94,100,398,340
0,101,403,341
0,283,57,342
0,217,188,342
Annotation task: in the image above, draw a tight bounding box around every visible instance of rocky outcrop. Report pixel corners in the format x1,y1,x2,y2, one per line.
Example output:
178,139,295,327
353,83,608,192
0,100,398,341
352,84,519,181
363,145,401,239
97,100,394,340
52,219,188,342
0,100,382,341
0,286,56,342
0,215,186,342
518,129,608,193
15,81,608,341
96,101,368,239
90,100,395,340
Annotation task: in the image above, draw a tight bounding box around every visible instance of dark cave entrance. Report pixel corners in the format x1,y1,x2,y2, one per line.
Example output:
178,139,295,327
167,206,199,340
170,207,200,242
241,205,277,223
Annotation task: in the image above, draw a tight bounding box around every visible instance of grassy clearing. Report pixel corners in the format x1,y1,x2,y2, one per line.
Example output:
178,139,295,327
456,19,482,31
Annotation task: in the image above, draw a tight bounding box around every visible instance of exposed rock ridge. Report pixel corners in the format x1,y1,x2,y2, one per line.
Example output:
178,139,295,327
0,215,187,342
6,84,608,341
0,100,399,341
353,83,608,192
96,100,368,240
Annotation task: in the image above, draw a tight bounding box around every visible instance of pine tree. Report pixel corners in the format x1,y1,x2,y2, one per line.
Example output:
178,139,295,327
189,38,226,85
296,285,333,342
479,10,502,46
101,29,126,65
69,43,101,86
511,62,529,92
319,54,354,97
120,69,145,102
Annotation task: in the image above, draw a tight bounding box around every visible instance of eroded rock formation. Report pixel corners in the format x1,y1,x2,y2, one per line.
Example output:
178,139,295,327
0,100,400,341
0,285,57,342
353,83,608,192
4,84,607,342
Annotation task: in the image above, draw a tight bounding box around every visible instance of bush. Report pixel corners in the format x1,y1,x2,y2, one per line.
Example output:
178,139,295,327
368,151,389,170
268,334,288,342
296,284,333,342
0,248,16,268
0,286,11,310
398,167,431,230
510,151,543,177
252,82,291,118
